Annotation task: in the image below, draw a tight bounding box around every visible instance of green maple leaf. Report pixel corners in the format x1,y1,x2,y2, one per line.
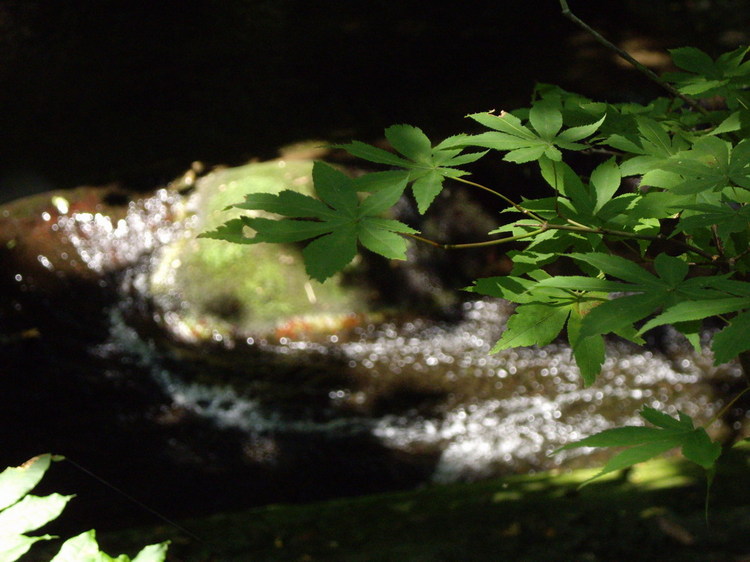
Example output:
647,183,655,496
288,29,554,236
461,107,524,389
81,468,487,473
335,125,487,213
676,202,750,242
606,116,689,177
200,162,417,282
468,273,606,385
664,46,750,109
458,101,605,163
651,136,750,195
554,407,722,487
535,253,746,344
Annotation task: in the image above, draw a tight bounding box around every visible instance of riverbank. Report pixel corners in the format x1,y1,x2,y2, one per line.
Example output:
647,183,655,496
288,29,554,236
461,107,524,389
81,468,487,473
49,442,750,562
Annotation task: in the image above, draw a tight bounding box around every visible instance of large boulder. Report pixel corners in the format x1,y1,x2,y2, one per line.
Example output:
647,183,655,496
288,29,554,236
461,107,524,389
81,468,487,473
148,154,373,344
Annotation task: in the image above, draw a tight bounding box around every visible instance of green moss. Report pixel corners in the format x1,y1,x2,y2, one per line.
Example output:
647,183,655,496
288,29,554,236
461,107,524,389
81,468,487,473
149,158,368,335
92,445,750,561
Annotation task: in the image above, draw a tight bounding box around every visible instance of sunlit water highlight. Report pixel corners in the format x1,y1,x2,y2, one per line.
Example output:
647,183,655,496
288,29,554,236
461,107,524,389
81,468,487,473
58,189,743,483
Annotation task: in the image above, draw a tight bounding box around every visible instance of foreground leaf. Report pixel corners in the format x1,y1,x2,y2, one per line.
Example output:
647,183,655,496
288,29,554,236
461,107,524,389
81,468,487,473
0,455,59,511
554,408,722,487
204,162,417,281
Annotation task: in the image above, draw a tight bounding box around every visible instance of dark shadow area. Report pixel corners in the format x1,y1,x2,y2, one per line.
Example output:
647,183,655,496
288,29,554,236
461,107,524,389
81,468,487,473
1,1,749,200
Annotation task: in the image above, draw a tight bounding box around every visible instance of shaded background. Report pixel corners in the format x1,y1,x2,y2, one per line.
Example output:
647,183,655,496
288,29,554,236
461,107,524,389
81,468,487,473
1,0,749,202
1,0,750,544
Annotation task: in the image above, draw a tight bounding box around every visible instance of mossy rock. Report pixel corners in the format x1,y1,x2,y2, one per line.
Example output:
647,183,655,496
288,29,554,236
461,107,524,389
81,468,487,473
148,157,371,340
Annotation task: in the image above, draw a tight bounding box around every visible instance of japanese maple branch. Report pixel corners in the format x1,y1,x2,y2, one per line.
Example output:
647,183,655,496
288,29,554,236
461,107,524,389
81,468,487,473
406,227,545,250
518,221,717,261
558,0,710,117
453,176,545,222
706,385,750,428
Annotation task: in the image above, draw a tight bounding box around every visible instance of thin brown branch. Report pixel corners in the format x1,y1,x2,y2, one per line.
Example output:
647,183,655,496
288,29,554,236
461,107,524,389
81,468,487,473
558,0,710,117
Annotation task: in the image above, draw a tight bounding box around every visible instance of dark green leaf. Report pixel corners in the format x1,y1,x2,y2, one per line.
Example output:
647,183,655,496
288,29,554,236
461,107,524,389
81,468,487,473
302,225,358,282
654,253,688,286
638,297,750,334
670,47,718,77
352,170,410,192
336,140,411,167
467,276,537,303
535,276,634,292
568,306,605,386
640,406,692,430
579,292,664,338
569,253,661,287
232,190,338,219
243,217,334,243
555,426,672,450
712,310,750,363
312,162,358,214
385,124,432,163
364,217,419,235
358,178,409,216
681,429,722,469
198,218,255,244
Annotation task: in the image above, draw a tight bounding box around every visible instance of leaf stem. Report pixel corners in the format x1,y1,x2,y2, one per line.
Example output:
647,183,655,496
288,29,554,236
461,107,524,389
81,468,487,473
453,176,545,222
405,227,546,250
705,385,750,429
517,221,717,261
558,0,710,117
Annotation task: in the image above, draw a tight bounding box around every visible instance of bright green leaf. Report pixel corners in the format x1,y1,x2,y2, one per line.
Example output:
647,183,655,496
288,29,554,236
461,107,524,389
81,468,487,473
0,534,53,562
529,101,563,139
590,158,621,211
0,493,72,536
556,113,607,142
412,169,445,213
583,439,682,484
0,455,56,511
358,220,410,259
492,303,570,351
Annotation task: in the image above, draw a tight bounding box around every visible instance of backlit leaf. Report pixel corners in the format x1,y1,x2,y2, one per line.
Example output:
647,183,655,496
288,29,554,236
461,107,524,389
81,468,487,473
492,303,570,351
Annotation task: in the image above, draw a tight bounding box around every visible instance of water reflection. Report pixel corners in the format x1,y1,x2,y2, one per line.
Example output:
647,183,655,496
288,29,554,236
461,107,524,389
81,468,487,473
2,183,746,501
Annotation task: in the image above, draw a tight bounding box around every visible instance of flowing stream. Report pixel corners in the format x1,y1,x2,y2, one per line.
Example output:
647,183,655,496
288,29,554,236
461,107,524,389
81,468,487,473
1,182,747,525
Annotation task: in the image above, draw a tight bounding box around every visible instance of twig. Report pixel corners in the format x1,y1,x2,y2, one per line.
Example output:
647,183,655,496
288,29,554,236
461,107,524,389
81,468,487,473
405,227,546,250
515,221,717,262
453,176,545,222
558,0,710,117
